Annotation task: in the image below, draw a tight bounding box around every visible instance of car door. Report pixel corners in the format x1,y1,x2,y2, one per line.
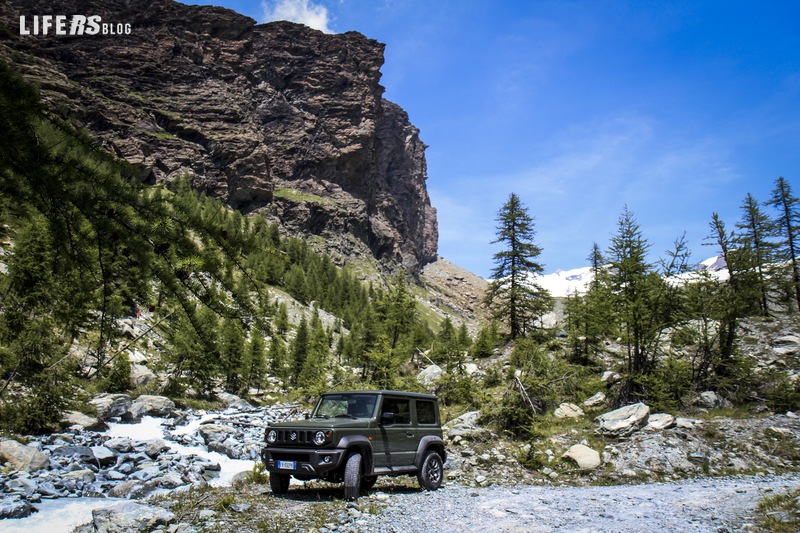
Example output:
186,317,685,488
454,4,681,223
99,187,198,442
379,396,418,467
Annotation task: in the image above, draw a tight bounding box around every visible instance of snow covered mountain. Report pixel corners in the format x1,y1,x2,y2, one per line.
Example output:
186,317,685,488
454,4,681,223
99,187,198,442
533,255,729,298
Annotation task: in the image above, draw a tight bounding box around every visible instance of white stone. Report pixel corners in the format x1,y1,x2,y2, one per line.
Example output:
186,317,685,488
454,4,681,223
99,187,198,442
583,392,607,407
554,403,584,419
644,413,676,431
595,403,650,436
417,364,443,386
562,444,601,470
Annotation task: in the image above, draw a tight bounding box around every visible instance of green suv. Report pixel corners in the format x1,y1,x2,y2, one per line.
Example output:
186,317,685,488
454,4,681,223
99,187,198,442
261,390,446,499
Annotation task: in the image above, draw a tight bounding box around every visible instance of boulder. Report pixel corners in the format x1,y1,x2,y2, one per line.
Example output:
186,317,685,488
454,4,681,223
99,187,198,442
464,363,480,376
0,496,33,519
130,364,156,388
694,391,732,409
90,501,175,532
52,445,97,465
554,403,584,419
197,424,238,451
644,413,676,431
601,371,621,384
104,437,133,453
61,411,107,431
582,392,607,408
217,392,252,410
595,403,650,437
0,439,50,472
91,393,133,420
131,395,175,417
144,439,170,458
107,480,155,500
91,446,118,467
562,444,601,470
417,364,443,386
443,411,489,440
772,335,800,356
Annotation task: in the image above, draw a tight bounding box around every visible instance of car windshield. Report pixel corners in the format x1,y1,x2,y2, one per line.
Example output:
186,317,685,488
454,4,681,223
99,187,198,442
312,393,378,419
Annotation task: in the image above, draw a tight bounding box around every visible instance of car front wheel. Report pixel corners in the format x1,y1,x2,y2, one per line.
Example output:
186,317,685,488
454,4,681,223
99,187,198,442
417,450,443,491
343,452,363,500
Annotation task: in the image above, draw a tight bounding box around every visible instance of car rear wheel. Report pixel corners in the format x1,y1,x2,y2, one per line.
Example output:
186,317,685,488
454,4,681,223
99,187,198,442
270,472,290,494
343,452,363,500
417,450,443,491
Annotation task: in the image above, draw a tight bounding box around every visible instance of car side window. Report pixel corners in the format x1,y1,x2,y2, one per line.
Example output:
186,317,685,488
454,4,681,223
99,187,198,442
416,400,437,425
382,398,411,425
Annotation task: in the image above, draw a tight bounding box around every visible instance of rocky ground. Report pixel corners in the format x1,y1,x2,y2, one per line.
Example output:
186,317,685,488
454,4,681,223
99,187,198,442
2,392,794,531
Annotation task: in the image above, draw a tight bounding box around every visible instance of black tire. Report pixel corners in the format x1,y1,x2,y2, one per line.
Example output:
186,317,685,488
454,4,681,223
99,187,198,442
361,475,378,491
343,452,363,500
417,450,443,491
270,472,290,495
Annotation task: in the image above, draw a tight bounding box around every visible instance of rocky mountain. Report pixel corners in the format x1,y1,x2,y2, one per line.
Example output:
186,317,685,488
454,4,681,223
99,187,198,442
0,0,438,275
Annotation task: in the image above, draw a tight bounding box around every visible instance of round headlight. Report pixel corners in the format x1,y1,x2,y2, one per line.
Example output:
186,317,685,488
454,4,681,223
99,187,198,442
267,429,277,444
313,430,326,445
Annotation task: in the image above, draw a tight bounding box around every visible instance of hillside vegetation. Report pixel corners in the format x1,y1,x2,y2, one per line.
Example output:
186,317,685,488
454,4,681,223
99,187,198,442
1,55,799,455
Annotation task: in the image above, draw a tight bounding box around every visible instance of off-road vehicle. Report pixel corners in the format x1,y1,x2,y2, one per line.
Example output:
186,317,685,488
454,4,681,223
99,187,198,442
261,390,446,499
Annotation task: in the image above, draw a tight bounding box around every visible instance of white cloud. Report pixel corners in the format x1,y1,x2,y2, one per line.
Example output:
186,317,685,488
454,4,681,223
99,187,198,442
260,0,333,33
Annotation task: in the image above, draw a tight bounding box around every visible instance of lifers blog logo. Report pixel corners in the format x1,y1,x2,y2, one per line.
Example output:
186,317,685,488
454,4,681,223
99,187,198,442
19,15,132,36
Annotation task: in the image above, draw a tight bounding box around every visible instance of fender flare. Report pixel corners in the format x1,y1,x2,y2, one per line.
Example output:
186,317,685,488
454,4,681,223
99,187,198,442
414,435,447,470
336,435,374,474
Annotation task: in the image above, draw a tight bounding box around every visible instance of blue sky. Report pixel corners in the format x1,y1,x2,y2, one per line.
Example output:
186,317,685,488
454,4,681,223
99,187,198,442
185,0,800,277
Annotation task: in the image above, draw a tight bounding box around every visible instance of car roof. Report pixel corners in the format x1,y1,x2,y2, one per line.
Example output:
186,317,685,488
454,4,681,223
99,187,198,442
321,390,438,400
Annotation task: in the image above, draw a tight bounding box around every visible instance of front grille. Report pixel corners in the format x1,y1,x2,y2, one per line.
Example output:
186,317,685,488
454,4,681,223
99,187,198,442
271,452,311,462
273,428,316,446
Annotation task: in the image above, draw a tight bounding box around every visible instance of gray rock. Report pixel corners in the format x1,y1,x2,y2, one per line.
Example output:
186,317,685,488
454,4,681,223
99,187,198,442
582,392,607,407
132,395,176,417
107,480,154,499
52,445,97,465
694,391,732,409
554,403,584,419
130,364,157,388
91,446,118,467
417,364,443,386
6,476,38,496
61,411,107,431
104,437,133,453
0,496,33,519
144,439,170,458
772,335,800,356
644,413,676,431
91,394,133,420
595,403,650,437
562,444,602,470
217,392,252,410
90,501,175,532
0,439,50,472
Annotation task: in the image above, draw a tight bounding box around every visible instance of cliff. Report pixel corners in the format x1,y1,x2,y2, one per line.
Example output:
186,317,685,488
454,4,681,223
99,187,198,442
0,0,438,274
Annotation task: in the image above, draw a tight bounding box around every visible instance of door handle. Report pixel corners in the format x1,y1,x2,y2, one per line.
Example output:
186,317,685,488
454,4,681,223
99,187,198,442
406,432,414,437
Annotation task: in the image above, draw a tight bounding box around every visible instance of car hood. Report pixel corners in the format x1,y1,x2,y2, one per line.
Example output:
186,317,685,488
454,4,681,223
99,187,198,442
268,417,373,430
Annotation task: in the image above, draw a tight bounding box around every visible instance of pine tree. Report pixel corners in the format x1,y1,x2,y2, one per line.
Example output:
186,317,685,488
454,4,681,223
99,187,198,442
484,193,552,339
766,177,800,312
736,193,777,316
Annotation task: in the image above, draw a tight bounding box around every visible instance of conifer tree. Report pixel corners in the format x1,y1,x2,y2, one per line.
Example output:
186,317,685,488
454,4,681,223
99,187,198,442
766,177,800,312
736,193,776,316
484,193,552,339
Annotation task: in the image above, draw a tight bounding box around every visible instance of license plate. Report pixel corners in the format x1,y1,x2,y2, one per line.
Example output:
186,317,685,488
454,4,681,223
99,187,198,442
277,460,296,470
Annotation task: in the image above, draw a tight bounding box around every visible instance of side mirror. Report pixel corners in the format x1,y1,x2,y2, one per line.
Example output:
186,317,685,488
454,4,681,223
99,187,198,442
304,412,311,420
380,412,395,425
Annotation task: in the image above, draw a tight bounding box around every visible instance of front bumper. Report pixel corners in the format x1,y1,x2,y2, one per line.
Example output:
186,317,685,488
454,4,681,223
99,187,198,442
261,446,346,477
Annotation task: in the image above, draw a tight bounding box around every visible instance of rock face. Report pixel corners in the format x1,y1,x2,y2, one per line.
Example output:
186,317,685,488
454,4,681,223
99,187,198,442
0,0,438,275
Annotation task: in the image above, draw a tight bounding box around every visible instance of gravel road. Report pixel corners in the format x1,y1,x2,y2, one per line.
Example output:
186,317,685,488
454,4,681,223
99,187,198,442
353,474,800,532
